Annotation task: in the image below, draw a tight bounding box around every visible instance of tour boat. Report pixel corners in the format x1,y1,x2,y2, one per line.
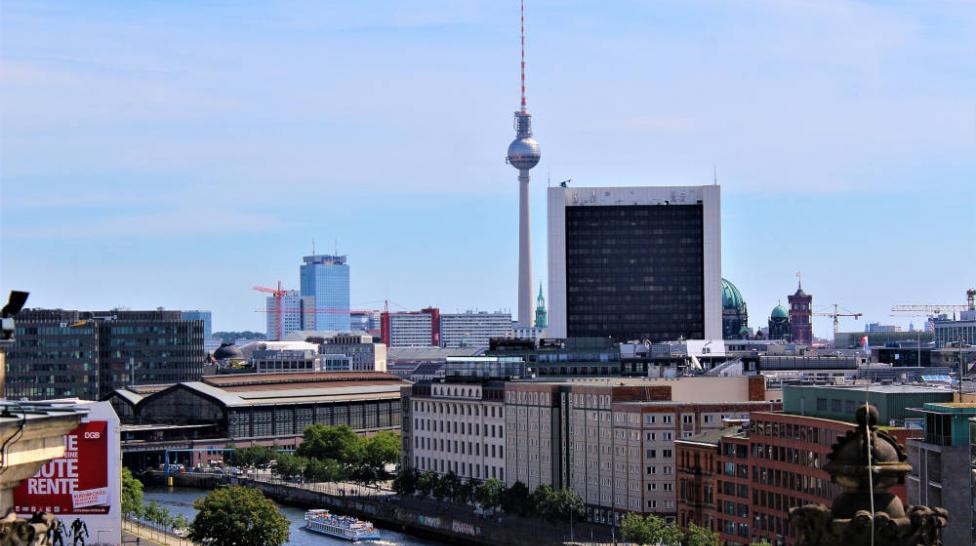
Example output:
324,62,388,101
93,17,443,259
303,509,381,542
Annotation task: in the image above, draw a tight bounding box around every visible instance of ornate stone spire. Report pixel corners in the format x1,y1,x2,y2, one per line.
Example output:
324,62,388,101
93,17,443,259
790,404,948,546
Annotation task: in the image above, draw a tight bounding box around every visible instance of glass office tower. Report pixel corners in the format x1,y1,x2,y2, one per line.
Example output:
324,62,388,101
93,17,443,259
300,254,351,332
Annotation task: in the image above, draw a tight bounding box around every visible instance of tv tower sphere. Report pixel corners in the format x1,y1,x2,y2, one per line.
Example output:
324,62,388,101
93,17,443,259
507,130,541,170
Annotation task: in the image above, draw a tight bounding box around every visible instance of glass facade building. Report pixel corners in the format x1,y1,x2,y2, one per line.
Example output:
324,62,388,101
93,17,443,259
299,254,351,332
563,203,705,341
548,185,722,341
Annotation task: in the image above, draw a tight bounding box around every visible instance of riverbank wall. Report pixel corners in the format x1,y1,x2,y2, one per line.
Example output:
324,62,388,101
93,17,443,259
142,472,609,546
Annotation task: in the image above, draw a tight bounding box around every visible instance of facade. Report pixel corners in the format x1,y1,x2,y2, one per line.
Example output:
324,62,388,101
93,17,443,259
781,384,953,426
251,348,319,374
787,284,813,345
722,278,749,340
487,337,620,377
767,304,791,341
300,254,351,332
350,310,381,334
6,309,204,400
265,290,313,340
439,311,513,349
677,411,918,546
547,185,722,342
181,310,213,341
933,308,976,348
906,402,976,546
381,308,440,348
409,381,507,481
324,333,388,372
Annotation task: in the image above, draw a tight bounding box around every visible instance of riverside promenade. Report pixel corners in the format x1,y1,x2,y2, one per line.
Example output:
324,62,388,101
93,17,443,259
145,471,613,546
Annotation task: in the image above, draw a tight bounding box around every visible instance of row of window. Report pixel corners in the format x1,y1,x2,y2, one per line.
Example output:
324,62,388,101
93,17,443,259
414,401,503,418
414,436,503,458
414,419,504,438
413,457,504,480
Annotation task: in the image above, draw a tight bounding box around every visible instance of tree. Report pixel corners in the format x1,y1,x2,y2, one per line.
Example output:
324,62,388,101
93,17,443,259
454,479,475,505
659,521,684,546
686,523,720,546
552,488,584,522
530,485,557,520
474,478,504,513
173,514,190,532
363,431,400,470
305,457,345,483
189,486,290,546
296,424,363,463
393,467,419,496
433,471,459,502
620,512,654,546
121,468,144,518
501,481,531,516
750,541,772,546
417,470,438,499
272,452,306,480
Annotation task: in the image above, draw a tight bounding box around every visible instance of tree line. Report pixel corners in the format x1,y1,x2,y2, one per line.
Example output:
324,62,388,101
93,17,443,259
393,468,585,523
228,424,400,486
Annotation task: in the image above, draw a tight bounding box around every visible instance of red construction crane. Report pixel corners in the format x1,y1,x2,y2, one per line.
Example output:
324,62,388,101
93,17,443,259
253,281,288,341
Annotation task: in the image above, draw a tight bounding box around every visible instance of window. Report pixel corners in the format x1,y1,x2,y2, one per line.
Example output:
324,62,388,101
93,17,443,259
831,399,842,412
816,398,827,411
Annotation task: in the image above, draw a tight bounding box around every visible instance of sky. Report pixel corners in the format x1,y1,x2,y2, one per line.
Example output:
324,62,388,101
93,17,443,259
1,0,974,338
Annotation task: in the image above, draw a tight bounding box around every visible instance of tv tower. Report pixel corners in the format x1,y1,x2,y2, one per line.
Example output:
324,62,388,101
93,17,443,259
506,0,541,328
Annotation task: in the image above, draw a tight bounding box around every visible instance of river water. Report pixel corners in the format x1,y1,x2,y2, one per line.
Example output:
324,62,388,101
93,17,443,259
143,487,446,546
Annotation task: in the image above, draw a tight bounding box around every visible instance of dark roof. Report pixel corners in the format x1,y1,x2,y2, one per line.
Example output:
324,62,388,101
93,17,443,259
214,342,244,360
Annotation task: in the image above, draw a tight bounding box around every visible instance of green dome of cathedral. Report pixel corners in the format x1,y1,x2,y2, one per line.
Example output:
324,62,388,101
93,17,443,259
771,303,789,319
721,278,746,312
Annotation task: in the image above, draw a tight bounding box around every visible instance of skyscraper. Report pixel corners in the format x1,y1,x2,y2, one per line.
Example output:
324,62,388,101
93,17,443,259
505,0,542,327
299,254,351,332
547,185,722,342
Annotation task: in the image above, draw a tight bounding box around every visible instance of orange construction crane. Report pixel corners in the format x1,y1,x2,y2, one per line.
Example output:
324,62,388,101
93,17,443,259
253,282,288,341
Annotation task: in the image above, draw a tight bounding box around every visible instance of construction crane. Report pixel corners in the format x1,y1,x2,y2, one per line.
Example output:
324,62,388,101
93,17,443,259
253,282,288,341
813,304,862,338
891,288,976,319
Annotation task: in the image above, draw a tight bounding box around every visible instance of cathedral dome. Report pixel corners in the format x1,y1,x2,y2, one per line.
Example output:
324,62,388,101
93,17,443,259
771,304,789,319
721,278,746,312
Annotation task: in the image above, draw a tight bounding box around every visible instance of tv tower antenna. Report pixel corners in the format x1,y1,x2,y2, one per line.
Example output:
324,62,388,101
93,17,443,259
506,0,542,328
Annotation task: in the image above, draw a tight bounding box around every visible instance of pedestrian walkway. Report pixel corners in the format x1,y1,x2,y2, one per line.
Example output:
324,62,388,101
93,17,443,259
123,520,195,546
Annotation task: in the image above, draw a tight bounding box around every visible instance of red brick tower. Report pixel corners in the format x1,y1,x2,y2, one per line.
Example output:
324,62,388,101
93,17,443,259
788,280,813,345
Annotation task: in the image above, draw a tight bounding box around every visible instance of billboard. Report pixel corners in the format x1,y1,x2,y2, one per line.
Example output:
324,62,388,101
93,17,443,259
14,401,122,546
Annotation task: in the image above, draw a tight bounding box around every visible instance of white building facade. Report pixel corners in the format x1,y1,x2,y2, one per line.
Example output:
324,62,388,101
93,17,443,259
439,311,513,349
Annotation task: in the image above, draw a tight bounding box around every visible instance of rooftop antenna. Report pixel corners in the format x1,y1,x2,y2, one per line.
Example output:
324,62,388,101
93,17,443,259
334,238,338,256
520,0,527,112
713,164,718,185
312,239,316,255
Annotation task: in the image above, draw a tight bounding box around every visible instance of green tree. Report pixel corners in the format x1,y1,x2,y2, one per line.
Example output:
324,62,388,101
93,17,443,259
530,484,557,520
188,486,290,546
363,431,400,470
416,470,438,499
121,468,144,518
393,467,419,496
659,521,684,546
686,523,720,546
296,424,364,463
473,477,504,512
501,481,531,516
173,514,190,532
620,512,654,546
433,471,460,502
273,452,306,480
454,479,475,505
305,457,345,483
552,488,585,522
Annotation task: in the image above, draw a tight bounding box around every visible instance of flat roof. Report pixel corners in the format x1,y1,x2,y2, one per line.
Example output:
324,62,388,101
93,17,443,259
786,384,953,394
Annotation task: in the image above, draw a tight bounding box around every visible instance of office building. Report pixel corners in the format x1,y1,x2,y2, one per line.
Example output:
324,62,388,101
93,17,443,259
906,402,976,546
324,332,388,372
865,322,902,333
933,308,976,348
300,254,351,332
350,310,381,334
787,282,813,345
439,311,513,349
381,308,439,348
181,310,213,342
677,409,919,546
547,185,722,342
5,309,204,400
409,381,507,481
251,348,320,374
781,384,953,427
265,290,314,341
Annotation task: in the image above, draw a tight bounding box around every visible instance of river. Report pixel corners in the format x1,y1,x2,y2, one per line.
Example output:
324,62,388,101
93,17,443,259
143,487,447,546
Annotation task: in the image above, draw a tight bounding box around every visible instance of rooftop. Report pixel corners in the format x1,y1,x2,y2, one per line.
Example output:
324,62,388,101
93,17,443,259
675,426,742,447
787,384,954,394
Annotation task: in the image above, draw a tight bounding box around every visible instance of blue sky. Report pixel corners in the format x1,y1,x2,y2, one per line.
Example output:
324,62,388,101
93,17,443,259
1,0,974,338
